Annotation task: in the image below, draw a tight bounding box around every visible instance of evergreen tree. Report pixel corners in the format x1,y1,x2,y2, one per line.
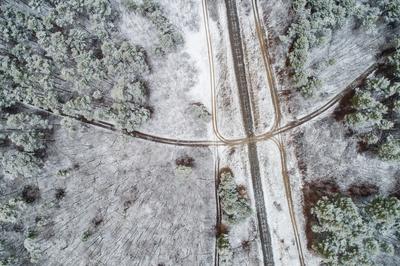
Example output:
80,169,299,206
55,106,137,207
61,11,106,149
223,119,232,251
218,170,252,224
311,195,400,265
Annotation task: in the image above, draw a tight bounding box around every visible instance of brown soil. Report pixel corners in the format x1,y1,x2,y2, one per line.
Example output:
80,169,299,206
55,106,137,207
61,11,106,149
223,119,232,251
347,183,379,197
237,184,248,199
302,180,340,249
292,132,307,175
215,223,229,237
333,89,355,122
389,179,400,199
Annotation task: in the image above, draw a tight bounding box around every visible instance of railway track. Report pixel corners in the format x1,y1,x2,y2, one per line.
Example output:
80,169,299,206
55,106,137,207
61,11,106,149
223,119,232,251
251,0,305,263
225,0,274,264
213,156,222,266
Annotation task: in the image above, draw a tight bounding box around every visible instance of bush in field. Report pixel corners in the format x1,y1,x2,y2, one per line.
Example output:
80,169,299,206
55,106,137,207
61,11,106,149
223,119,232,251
188,103,211,122
21,185,40,204
311,195,400,265
175,155,195,176
218,170,252,224
217,233,233,265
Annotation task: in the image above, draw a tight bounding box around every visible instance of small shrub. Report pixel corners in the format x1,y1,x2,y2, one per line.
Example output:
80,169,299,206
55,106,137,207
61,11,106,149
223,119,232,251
55,188,66,200
22,185,40,204
217,233,233,265
175,155,195,167
175,155,195,176
27,229,38,240
215,223,229,237
241,240,251,251
82,230,92,242
57,169,70,176
189,103,211,122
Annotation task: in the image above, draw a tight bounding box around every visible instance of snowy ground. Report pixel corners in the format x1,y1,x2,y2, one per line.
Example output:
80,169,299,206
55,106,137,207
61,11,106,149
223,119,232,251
120,0,212,139
293,117,399,194
37,126,216,265
0,1,219,265
38,1,220,264
236,0,275,134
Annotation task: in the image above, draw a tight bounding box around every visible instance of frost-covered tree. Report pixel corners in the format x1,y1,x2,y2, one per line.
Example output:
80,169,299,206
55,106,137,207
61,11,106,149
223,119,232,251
104,103,151,132
111,79,147,105
217,233,233,266
375,0,400,23
1,151,41,179
378,136,400,160
0,198,26,224
23,237,42,264
63,96,94,120
123,0,184,54
102,41,149,77
286,0,399,97
345,74,400,160
218,170,252,224
0,0,151,130
3,113,51,152
389,39,400,79
311,195,400,265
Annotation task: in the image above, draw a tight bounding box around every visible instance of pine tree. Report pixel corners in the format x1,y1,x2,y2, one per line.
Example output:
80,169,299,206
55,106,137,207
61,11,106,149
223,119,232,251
311,195,400,265
378,136,400,161
1,151,41,179
218,170,252,224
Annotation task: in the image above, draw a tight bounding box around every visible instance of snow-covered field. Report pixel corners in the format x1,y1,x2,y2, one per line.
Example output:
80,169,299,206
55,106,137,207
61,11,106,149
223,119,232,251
38,127,216,265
